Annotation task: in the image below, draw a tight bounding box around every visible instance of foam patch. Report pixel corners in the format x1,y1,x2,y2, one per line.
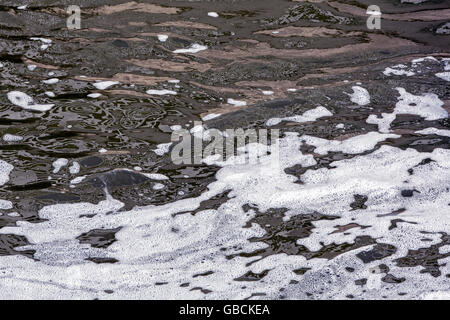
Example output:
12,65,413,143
0,131,448,299
367,87,447,133
146,89,177,95
7,91,55,112
0,160,13,186
347,86,370,106
173,44,207,54
266,106,332,126
93,81,119,90
415,128,450,137
301,132,399,155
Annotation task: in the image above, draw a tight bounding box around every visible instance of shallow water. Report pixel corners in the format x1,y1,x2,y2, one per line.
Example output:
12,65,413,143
0,0,449,299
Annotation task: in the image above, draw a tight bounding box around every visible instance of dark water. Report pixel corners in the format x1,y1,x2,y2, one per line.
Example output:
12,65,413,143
0,0,449,299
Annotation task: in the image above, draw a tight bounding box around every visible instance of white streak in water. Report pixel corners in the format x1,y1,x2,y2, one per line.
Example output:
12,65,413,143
266,106,332,126
415,127,450,137
42,78,59,84
227,98,246,107
173,44,207,54
435,72,450,82
2,134,23,142
93,81,119,90
146,89,177,95
7,91,54,112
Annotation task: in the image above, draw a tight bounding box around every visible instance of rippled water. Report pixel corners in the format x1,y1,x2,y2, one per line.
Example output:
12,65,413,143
0,0,449,299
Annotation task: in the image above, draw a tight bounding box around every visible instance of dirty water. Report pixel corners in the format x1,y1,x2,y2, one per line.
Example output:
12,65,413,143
0,0,449,299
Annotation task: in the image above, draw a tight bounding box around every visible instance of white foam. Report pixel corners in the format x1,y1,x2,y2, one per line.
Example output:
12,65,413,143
302,132,399,155
144,173,169,181
367,87,447,133
157,35,168,42
227,98,247,107
394,88,447,120
7,91,55,112
27,65,36,71
69,162,80,175
207,12,219,17
421,291,450,300
30,37,52,44
1,79,449,299
412,56,439,64
443,58,450,71
347,86,370,106
170,125,182,131
146,89,177,95
42,78,59,84
262,90,274,95
93,81,118,90
435,72,450,82
0,160,12,186
2,134,23,142
52,158,68,174
153,143,172,156
0,129,449,299
202,113,221,121
153,183,165,190
30,38,52,51
383,64,415,77
173,44,207,54
7,212,20,217
436,23,450,35
87,93,102,98
415,127,450,137
266,106,332,126
70,176,86,185
44,91,55,98
0,199,13,210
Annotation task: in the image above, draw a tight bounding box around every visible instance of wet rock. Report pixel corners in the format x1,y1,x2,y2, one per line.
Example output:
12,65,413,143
395,234,450,277
382,274,406,284
293,267,311,275
350,194,368,210
234,269,271,281
401,189,418,197
355,278,367,286
80,156,103,168
0,234,35,259
87,169,150,188
76,227,122,248
112,40,129,48
356,243,397,263
85,257,118,264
